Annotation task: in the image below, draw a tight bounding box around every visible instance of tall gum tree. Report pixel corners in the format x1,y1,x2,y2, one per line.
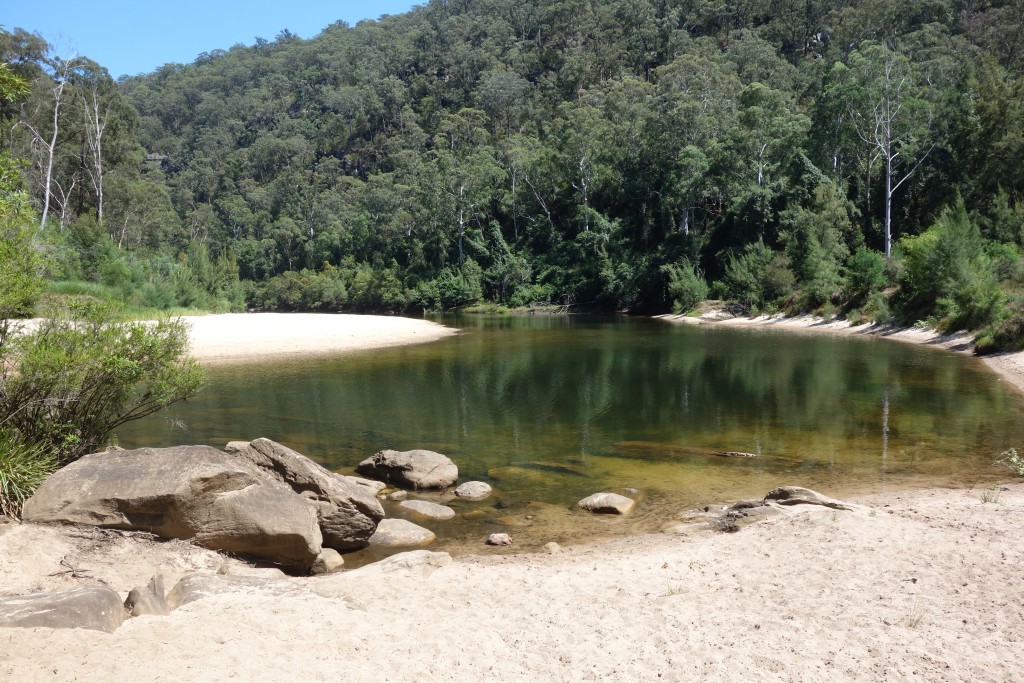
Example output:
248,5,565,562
831,41,935,258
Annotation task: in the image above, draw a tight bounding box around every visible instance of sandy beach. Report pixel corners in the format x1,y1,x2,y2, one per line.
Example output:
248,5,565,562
182,312,457,363
2,312,1023,681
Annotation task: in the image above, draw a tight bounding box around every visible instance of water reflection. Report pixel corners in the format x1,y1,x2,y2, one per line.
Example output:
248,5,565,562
120,315,1024,554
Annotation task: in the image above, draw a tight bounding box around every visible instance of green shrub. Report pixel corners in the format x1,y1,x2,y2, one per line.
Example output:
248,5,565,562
0,432,57,519
662,260,709,314
0,299,204,464
897,198,1005,331
844,247,887,307
722,240,796,312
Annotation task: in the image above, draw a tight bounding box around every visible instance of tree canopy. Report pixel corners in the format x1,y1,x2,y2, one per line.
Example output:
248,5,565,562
2,1,1024,328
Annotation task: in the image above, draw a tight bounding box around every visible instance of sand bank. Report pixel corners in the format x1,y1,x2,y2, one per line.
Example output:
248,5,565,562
658,312,1024,395
182,312,457,363
2,483,1023,681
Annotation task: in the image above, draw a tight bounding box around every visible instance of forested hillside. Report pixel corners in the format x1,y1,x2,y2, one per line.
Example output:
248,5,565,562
3,1,1024,345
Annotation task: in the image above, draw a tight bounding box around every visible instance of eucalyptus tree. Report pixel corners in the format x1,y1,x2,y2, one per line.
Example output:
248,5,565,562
829,40,935,258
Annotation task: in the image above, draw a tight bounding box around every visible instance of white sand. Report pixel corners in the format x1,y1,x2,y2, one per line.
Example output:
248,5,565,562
2,312,1023,680
182,312,457,363
2,483,1023,681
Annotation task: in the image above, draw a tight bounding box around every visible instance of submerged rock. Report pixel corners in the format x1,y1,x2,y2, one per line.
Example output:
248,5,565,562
454,481,493,501
356,449,458,490
578,492,636,515
399,499,456,520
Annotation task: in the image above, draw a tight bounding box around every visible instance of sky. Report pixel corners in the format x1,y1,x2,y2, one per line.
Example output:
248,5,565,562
4,1,420,79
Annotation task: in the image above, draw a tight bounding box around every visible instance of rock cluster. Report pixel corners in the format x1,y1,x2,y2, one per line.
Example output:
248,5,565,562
22,439,384,570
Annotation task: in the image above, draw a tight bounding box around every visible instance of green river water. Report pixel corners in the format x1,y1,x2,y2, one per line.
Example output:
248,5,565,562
119,315,1024,560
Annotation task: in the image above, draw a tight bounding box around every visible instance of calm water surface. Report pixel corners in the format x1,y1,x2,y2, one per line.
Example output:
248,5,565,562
120,315,1024,558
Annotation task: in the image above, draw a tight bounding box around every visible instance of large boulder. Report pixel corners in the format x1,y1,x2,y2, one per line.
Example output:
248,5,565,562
225,438,384,551
0,587,125,632
22,446,322,569
356,449,458,490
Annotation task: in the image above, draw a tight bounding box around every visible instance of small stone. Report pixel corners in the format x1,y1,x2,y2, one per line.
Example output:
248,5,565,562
454,481,493,501
578,492,636,515
487,533,513,546
399,499,456,520
386,490,408,501
544,542,562,554
311,548,345,575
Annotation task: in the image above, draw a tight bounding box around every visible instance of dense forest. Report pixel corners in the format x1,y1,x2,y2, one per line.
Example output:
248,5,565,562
3,0,1024,347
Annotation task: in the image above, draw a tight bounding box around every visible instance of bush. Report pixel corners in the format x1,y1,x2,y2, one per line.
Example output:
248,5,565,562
0,299,205,464
662,260,709,314
0,432,57,518
723,240,794,311
897,198,1005,331
844,247,887,307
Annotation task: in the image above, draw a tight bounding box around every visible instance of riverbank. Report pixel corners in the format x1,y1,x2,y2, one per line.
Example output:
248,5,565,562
2,482,1022,681
183,312,457,363
657,311,1024,395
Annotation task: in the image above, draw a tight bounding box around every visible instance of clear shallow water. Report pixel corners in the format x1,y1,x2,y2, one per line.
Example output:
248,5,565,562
120,315,1024,558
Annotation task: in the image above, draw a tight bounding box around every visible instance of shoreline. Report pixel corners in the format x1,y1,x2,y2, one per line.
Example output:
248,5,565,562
2,312,1023,678
2,482,1022,680
657,311,1024,395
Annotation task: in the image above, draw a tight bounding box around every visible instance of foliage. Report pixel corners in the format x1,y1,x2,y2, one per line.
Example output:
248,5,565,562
2,2,1024,328
662,260,709,314
0,431,56,518
0,299,204,464
897,199,1004,331
996,448,1024,477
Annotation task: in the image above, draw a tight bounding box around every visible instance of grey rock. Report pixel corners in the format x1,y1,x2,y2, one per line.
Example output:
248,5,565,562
578,492,636,515
356,449,458,490
764,486,853,511
226,438,385,551
368,518,436,547
486,533,513,546
544,542,562,554
399,499,456,520
454,481,493,501
0,587,125,632
344,476,387,495
719,451,759,458
311,548,345,575
386,490,408,501
125,574,169,617
167,573,302,610
22,445,323,569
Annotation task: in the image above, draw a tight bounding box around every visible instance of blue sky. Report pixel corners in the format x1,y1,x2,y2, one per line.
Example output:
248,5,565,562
4,1,419,79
